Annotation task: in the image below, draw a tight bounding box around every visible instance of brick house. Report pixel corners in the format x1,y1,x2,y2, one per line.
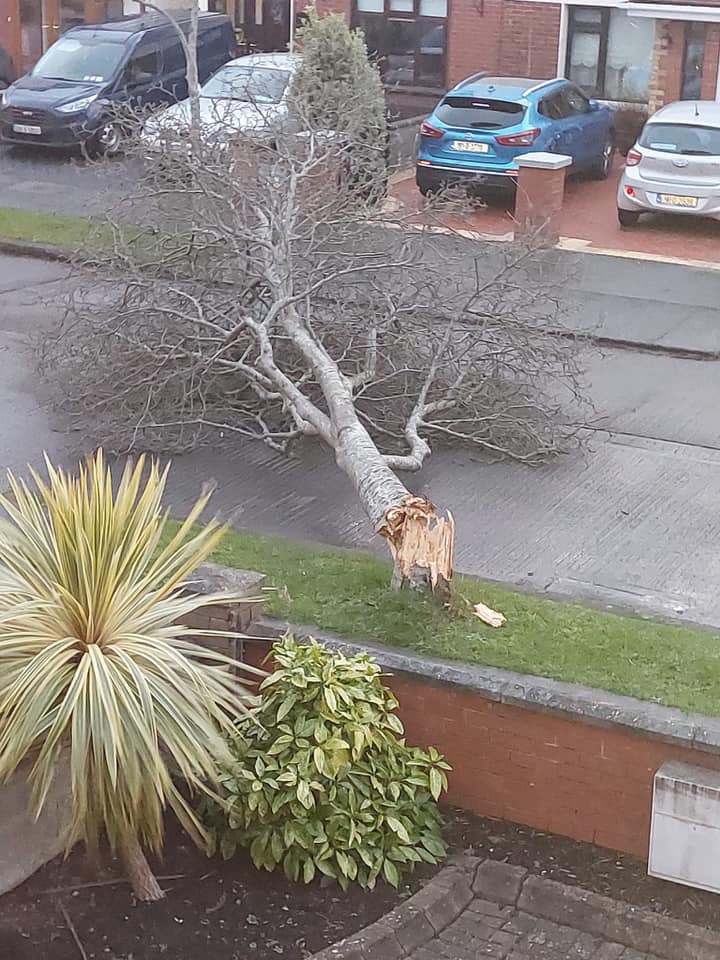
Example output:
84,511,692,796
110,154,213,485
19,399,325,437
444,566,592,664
3,0,719,133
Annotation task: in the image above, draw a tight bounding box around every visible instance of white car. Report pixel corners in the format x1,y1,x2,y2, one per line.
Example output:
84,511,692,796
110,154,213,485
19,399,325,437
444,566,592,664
141,52,301,152
617,100,720,227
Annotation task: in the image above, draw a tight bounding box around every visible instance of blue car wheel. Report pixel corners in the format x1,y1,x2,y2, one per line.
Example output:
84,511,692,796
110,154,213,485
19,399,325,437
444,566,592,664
589,134,615,181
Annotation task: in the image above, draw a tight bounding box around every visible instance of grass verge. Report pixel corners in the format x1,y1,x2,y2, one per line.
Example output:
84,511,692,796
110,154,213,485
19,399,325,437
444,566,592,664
210,528,720,717
0,205,94,248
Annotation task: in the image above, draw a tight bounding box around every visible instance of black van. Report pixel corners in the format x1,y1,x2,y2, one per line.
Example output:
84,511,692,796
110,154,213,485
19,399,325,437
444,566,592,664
0,12,235,154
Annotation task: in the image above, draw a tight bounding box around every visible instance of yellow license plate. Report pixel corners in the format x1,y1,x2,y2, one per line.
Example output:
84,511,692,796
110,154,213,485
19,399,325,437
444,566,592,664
658,194,698,208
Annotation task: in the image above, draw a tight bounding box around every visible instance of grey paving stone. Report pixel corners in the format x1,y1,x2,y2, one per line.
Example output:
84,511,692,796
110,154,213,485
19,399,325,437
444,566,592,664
604,906,654,955
502,913,543,936
568,932,604,959
382,904,435,953
467,898,514,920
591,945,625,960
473,859,529,906
490,929,520,952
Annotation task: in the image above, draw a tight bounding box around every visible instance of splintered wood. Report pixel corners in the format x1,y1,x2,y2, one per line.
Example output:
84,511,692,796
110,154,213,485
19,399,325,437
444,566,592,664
381,494,506,626
381,495,455,592
472,602,507,628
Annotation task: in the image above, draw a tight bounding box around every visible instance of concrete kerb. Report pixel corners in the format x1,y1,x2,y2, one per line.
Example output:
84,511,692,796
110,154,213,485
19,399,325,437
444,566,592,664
0,237,75,263
514,867,720,960
310,857,720,960
309,860,477,960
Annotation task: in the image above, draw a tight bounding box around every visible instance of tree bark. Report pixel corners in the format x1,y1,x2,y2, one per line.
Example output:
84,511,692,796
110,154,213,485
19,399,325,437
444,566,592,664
334,420,454,594
187,0,201,154
119,835,164,901
136,1,200,153
276,311,455,593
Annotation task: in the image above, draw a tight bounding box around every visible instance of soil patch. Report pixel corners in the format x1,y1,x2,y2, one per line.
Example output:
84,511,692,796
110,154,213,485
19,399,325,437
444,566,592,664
3,809,719,960
0,819,435,960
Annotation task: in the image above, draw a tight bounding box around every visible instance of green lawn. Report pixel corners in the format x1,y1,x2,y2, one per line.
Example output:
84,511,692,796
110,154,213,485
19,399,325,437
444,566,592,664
0,206,94,248
210,528,720,717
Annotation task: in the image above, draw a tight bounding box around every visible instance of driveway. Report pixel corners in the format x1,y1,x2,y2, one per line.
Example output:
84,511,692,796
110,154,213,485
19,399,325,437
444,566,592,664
391,158,720,265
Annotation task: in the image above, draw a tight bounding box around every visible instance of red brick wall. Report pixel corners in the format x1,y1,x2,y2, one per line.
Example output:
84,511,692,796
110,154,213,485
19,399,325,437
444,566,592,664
0,0,21,75
446,0,504,86
649,20,687,112
295,0,562,91
240,637,720,861
701,24,720,100
390,672,720,859
497,1,561,80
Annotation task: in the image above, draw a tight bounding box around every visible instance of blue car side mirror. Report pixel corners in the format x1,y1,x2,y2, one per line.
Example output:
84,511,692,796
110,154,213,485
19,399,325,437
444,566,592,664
588,99,600,112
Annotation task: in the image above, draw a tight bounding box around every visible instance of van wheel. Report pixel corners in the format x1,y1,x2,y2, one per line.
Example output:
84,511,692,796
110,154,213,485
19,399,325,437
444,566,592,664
98,120,123,155
84,120,123,159
618,208,640,227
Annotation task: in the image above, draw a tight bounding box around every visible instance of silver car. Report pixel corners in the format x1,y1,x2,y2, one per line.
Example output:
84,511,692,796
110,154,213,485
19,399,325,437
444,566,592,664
617,100,720,226
141,53,301,154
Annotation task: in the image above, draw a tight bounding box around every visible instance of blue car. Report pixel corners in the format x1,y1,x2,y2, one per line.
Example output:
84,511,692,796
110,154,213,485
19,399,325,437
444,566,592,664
416,75,614,195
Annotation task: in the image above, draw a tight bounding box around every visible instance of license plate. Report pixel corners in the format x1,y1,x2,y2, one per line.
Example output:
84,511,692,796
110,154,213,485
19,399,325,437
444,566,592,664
658,194,698,208
452,140,489,153
12,123,42,135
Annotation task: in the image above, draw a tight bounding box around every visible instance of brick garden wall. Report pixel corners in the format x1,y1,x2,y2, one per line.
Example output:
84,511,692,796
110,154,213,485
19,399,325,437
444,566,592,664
388,671,720,860
223,625,720,864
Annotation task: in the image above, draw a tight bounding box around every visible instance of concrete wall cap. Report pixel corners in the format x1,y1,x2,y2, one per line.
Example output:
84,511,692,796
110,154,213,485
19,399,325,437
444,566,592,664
516,152,573,170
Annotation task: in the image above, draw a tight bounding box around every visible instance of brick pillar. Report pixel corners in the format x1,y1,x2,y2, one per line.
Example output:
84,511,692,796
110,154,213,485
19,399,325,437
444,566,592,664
513,152,572,244
648,20,686,114
701,24,720,100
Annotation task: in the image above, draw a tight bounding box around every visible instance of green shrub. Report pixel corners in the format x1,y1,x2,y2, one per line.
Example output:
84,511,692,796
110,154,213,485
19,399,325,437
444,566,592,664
203,637,450,890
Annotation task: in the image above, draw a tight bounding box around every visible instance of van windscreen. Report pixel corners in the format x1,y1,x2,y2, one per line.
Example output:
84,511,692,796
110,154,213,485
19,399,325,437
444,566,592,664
32,36,126,84
435,97,525,130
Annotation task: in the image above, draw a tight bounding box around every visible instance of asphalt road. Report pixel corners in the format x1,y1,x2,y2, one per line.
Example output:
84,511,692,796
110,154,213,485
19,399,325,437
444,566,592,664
2,242,720,629
1,138,720,626
0,142,134,217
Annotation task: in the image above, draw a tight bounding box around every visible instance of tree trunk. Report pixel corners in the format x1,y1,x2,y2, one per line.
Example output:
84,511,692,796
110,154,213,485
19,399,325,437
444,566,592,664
278,308,455,594
334,422,454,595
187,0,201,155
119,835,164,901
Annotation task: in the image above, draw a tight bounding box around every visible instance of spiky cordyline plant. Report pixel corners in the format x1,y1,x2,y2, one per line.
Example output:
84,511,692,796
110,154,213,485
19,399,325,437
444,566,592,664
0,451,263,901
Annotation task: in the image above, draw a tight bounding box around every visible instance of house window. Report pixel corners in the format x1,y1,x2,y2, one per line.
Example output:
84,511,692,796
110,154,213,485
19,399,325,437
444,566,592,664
354,0,447,89
681,22,705,100
567,8,655,103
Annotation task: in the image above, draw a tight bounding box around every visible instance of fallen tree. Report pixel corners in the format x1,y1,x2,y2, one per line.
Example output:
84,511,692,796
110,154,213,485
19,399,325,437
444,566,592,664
45,16,585,593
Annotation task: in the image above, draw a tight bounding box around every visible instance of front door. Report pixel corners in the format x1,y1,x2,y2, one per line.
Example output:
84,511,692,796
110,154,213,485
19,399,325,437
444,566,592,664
18,0,46,73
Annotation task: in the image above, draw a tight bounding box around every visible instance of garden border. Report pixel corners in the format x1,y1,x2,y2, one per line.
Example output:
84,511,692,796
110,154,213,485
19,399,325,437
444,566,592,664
309,858,720,960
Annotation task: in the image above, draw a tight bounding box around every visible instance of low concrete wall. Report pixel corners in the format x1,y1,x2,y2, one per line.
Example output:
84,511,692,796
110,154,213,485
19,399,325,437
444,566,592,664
0,757,70,896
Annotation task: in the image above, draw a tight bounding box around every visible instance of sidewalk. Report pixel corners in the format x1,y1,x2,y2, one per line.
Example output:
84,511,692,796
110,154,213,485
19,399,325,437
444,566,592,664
390,158,720,266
